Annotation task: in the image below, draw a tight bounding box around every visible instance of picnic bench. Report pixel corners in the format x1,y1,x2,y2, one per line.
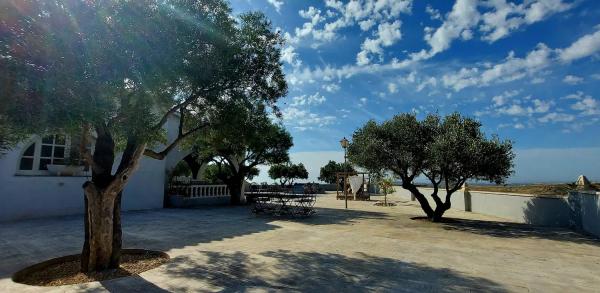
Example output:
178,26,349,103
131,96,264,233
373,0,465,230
247,184,317,216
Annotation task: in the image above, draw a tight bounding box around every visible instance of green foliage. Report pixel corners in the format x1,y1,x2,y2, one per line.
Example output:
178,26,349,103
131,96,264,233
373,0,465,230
377,177,396,195
1,0,286,151
171,161,192,178
203,163,260,184
196,103,292,169
348,112,514,220
349,112,514,187
268,163,309,186
192,103,292,200
318,160,356,184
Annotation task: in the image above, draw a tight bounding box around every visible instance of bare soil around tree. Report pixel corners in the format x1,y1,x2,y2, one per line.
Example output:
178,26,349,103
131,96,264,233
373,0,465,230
12,249,168,286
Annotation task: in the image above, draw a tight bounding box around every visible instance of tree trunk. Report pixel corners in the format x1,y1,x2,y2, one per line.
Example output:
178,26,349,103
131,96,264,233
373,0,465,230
431,203,450,222
403,183,434,219
431,191,454,222
183,154,201,179
227,175,245,205
83,182,118,271
110,191,123,268
81,129,144,273
81,128,115,272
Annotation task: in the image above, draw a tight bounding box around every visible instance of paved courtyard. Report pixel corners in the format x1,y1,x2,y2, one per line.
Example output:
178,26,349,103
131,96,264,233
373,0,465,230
1,193,600,292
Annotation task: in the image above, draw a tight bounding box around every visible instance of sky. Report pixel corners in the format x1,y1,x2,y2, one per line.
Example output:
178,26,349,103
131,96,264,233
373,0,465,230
229,0,600,184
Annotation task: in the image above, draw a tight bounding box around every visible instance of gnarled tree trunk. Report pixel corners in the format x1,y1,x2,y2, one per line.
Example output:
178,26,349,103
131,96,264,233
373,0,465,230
83,182,119,271
81,129,145,273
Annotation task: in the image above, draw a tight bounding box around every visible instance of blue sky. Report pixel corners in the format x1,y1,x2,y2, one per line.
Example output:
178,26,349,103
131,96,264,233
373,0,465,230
231,0,600,183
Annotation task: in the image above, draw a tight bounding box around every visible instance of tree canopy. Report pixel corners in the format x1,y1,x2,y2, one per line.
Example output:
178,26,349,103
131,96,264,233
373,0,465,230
194,102,293,203
318,160,356,184
348,113,514,221
268,163,309,186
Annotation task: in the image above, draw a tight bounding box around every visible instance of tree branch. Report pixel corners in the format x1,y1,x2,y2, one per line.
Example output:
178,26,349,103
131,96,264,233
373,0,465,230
106,142,146,197
144,122,209,160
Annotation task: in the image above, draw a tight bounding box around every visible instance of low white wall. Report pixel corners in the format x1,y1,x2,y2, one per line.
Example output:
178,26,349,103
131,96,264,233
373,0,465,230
569,191,600,238
0,147,166,222
392,187,570,227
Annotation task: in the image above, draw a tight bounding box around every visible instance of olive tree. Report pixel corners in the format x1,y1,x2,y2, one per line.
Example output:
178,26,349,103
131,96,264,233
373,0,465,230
348,113,514,222
1,0,286,272
194,103,293,204
268,163,309,186
318,160,355,184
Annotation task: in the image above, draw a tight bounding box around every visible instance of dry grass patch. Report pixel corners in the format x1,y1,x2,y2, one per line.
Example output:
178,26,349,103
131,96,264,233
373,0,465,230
470,183,600,196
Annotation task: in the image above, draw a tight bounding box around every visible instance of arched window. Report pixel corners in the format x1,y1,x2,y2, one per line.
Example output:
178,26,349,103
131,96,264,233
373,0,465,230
17,134,90,176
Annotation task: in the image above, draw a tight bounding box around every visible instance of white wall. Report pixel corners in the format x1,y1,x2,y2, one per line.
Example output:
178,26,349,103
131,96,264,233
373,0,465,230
392,187,570,227
570,191,600,238
0,144,166,222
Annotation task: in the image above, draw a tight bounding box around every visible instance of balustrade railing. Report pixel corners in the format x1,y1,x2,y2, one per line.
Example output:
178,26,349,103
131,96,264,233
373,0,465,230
169,183,230,198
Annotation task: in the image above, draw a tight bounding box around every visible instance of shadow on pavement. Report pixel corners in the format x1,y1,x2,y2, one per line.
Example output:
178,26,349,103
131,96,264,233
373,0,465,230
157,250,509,292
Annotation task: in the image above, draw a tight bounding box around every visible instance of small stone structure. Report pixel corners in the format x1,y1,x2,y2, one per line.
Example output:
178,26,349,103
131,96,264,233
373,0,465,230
576,175,591,190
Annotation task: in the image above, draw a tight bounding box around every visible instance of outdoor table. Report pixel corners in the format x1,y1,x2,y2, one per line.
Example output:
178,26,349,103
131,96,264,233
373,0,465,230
248,190,316,217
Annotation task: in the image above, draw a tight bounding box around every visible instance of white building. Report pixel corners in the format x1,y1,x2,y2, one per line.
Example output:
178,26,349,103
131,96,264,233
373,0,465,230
0,115,190,222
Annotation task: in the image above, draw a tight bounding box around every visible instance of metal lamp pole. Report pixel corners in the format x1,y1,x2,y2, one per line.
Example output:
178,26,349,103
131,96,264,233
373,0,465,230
340,137,349,209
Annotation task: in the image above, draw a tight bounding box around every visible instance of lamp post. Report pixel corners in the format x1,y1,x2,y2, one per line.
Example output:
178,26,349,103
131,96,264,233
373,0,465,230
340,137,349,209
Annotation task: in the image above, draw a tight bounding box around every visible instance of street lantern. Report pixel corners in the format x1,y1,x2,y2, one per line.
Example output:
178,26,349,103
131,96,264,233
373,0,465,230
339,137,349,149
340,137,349,209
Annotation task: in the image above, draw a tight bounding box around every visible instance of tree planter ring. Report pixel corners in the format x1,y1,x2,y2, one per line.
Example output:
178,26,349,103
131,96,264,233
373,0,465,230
12,249,169,286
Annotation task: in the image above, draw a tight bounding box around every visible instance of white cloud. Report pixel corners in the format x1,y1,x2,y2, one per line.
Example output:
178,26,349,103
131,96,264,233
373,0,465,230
492,90,520,106
267,0,284,13
359,19,375,31
287,57,415,86
322,83,340,93
498,104,528,116
281,45,301,67
425,0,480,57
281,107,336,130
419,0,573,59
480,0,572,43
563,75,584,85
358,97,368,107
290,92,326,106
538,112,575,123
416,77,437,92
571,95,600,116
287,0,412,48
531,99,551,113
357,20,402,65
425,4,441,20
442,43,553,91
387,82,397,93
592,73,600,80
558,27,600,62
288,20,600,89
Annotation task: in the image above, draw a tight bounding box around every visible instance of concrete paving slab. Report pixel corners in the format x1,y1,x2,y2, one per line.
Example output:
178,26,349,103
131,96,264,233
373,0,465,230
1,193,599,292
